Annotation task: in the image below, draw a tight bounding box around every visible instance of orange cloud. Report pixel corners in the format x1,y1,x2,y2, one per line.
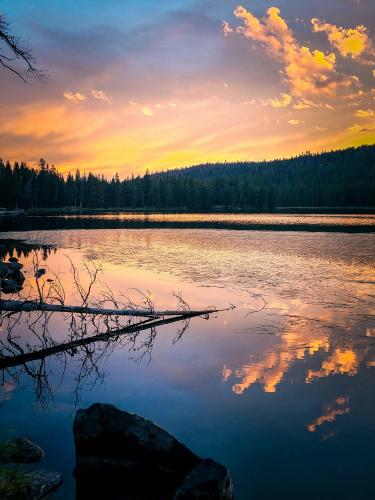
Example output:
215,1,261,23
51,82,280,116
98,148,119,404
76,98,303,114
230,6,359,98
346,123,365,133
354,108,375,118
63,90,86,103
222,20,233,36
294,99,316,109
311,18,371,60
1,101,112,142
268,93,292,108
91,89,112,103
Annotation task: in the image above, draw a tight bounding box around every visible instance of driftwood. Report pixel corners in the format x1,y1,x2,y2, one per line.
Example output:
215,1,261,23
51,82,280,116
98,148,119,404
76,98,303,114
0,310,213,370
0,299,228,318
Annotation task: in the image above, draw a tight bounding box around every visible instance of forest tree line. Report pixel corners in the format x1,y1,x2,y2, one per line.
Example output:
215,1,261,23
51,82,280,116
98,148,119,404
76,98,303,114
0,145,374,210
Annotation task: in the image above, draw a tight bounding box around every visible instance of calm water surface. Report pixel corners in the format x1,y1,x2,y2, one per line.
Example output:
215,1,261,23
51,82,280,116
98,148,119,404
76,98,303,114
0,214,374,499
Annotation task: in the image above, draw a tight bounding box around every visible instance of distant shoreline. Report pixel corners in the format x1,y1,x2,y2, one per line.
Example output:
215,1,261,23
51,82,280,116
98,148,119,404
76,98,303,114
24,207,375,216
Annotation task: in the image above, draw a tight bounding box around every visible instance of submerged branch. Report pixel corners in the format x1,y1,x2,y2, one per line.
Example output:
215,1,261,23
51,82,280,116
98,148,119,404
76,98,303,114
0,310,211,370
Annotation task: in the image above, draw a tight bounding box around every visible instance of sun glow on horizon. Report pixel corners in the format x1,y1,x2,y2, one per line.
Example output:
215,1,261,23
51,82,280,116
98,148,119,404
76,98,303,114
0,1,374,177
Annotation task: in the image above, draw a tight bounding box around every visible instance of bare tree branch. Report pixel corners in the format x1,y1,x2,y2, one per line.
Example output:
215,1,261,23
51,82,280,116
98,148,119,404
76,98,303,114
0,311,207,371
0,300,229,318
0,13,47,82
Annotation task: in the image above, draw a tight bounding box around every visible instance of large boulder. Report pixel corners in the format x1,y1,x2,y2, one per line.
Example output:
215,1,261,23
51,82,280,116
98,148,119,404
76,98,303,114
74,403,200,498
74,403,234,499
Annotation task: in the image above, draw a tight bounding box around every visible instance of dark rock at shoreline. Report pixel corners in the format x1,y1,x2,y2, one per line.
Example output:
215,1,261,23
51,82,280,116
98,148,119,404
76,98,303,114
0,435,63,499
74,403,234,499
1,436,44,464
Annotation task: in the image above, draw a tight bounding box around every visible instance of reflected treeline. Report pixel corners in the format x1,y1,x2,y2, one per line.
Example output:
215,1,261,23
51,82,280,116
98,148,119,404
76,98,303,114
0,238,55,261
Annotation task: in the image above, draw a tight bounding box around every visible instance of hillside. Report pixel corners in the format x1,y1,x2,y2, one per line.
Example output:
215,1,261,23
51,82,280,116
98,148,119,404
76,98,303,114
0,145,374,210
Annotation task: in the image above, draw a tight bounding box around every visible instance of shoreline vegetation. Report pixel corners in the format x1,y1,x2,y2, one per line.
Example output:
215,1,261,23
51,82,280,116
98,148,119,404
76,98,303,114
0,145,374,212
22,207,375,215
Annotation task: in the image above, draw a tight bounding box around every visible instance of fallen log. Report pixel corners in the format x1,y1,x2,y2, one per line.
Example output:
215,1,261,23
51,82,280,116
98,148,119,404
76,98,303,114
0,299,230,318
0,310,212,370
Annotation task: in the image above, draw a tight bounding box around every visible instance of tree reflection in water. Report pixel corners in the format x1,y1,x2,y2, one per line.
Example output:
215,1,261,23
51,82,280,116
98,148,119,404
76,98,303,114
0,239,218,409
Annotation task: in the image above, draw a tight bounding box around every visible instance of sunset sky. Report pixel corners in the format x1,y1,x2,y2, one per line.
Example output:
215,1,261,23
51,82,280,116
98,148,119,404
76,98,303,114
1,0,375,177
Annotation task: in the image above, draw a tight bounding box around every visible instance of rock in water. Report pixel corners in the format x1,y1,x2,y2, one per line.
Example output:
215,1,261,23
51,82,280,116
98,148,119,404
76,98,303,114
74,403,234,499
74,403,200,499
1,436,44,464
25,470,63,500
174,459,234,500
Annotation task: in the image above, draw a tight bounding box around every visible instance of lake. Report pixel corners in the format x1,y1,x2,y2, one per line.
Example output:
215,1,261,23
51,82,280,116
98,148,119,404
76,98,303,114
0,213,375,499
